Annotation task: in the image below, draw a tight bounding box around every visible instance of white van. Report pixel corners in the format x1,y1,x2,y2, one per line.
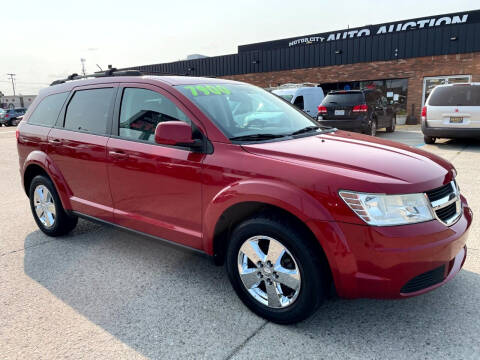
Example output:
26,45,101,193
422,83,480,143
272,85,324,117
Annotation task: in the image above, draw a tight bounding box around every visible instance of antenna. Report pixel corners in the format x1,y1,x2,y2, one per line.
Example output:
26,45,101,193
96,64,103,71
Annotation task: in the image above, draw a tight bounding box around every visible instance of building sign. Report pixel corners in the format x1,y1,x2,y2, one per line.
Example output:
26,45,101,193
238,10,479,52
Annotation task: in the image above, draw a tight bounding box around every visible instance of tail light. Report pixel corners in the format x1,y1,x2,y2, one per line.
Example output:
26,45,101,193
317,105,327,114
421,106,427,121
5,113,9,119
352,104,368,112
15,128,19,140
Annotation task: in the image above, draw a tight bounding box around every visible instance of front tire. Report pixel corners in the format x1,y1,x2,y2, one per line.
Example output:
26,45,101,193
225,216,326,324
29,175,78,236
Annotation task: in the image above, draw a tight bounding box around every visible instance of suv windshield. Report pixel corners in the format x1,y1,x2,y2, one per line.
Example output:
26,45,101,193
176,83,319,139
322,93,364,106
428,85,480,106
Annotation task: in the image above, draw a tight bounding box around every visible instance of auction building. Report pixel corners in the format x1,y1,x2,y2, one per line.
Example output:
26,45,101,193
130,9,480,122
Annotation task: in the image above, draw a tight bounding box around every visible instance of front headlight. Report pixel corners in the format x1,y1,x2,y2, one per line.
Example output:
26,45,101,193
339,191,434,226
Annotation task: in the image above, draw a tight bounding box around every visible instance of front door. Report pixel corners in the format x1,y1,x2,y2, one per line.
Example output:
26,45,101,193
107,85,204,249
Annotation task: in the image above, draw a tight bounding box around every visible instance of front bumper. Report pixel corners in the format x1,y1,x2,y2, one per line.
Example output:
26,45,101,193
308,196,472,299
422,121,480,139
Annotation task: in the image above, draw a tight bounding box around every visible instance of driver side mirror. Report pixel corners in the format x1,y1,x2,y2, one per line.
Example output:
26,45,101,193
154,121,202,151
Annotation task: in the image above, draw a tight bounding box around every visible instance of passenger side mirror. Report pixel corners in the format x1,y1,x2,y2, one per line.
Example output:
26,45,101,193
154,121,202,150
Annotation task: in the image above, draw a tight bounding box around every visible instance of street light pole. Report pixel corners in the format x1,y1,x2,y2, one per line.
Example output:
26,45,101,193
7,73,16,96
80,59,86,77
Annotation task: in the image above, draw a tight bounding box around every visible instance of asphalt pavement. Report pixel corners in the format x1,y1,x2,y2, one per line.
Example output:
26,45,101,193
1,125,479,359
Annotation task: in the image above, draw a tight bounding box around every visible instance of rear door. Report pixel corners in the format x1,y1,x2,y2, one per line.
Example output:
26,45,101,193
372,93,388,127
48,84,117,222
106,84,204,250
427,84,480,128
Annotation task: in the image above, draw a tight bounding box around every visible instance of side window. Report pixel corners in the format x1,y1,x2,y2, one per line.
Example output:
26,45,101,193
64,88,115,134
28,92,69,127
119,88,190,142
293,95,304,110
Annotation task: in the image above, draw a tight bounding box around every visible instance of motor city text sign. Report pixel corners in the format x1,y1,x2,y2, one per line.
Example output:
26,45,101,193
288,14,469,47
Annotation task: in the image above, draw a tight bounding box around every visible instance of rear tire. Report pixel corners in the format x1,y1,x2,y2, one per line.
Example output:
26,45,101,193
424,136,436,144
386,115,396,133
225,215,326,324
368,119,377,136
29,175,78,237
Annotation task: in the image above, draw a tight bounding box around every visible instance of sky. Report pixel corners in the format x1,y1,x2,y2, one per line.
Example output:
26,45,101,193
1,0,478,95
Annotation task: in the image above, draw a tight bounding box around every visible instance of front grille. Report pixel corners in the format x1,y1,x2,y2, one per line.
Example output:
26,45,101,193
401,265,446,294
436,202,457,222
425,181,461,225
426,182,453,202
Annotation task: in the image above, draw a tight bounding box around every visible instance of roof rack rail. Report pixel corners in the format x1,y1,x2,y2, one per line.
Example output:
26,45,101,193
50,66,143,86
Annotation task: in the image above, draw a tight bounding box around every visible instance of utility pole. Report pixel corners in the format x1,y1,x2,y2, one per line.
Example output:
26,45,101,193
80,58,86,77
7,73,16,96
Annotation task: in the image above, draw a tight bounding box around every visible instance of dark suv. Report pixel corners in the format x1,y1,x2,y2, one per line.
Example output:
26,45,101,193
317,90,396,136
0,108,26,126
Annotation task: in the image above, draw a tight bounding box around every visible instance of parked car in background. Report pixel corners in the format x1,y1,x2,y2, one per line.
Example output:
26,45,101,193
272,84,324,117
422,83,480,144
0,108,26,126
17,72,471,324
317,89,396,136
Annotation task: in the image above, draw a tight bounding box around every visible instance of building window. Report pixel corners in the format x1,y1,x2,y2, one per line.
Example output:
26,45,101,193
422,75,472,106
321,78,409,115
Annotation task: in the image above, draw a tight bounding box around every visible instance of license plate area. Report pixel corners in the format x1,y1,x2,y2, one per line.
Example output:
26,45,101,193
450,117,463,123
334,110,345,116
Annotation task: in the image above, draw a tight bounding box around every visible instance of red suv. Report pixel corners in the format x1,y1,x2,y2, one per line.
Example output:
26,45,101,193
17,71,472,324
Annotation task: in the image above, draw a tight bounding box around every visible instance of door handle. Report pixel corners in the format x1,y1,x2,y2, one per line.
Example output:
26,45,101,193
109,150,129,159
48,138,62,145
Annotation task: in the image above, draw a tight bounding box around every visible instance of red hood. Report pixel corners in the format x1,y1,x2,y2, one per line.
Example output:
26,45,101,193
242,130,455,194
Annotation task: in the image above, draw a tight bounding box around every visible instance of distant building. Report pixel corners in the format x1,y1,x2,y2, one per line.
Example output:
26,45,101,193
0,95,37,109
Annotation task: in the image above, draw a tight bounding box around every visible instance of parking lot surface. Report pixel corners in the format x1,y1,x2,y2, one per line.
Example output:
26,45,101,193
1,125,479,359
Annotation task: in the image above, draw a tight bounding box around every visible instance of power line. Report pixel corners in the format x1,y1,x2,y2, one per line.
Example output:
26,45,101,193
6,73,16,96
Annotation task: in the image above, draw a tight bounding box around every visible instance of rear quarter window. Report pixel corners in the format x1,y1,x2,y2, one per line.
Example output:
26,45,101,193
64,88,115,134
28,92,69,127
428,85,480,106
322,93,365,106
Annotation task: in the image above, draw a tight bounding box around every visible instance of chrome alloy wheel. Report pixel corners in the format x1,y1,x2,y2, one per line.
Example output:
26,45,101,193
237,236,301,308
33,185,56,228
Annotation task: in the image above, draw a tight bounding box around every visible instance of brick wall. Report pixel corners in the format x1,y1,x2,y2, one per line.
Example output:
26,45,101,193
221,52,480,120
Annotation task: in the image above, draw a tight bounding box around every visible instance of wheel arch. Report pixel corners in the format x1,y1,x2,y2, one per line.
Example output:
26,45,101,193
22,152,72,209
210,200,334,293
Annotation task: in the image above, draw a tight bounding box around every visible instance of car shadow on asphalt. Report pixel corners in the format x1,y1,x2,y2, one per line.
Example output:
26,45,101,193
23,223,480,359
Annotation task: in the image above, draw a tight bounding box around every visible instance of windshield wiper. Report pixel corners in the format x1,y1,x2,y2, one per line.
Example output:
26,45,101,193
291,126,338,136
229,133,287,141
291,126,320,136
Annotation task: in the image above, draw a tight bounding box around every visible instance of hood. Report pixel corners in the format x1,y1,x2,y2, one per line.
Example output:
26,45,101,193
242,130,454,194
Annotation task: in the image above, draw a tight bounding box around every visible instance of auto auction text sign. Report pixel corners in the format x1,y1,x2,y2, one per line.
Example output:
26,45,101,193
287,14,468,47
238,10,478,53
